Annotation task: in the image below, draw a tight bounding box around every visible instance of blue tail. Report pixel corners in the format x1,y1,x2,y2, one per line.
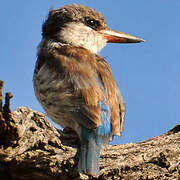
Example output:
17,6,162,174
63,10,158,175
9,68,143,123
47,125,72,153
78,127,102,177
78,77,112,176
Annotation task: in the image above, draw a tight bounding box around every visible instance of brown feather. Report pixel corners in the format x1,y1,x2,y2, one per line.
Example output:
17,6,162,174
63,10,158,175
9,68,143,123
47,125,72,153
96,55,125,135
34,42,124,135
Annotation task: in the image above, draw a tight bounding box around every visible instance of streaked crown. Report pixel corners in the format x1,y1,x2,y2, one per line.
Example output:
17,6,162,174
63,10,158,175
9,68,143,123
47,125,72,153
42,4,107,39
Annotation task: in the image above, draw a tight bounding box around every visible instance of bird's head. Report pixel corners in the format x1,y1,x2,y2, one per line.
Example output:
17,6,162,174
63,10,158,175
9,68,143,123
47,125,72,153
42,4,145,54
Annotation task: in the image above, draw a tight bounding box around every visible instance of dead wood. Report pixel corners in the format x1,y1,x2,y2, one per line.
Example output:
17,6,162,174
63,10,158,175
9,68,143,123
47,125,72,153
0,80,179,180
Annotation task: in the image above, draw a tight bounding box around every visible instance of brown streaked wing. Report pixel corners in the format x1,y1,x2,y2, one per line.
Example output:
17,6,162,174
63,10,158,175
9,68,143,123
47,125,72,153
96,55,125,136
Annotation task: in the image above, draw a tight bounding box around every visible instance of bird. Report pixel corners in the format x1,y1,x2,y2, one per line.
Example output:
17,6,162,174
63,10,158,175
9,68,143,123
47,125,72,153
33,4,145,177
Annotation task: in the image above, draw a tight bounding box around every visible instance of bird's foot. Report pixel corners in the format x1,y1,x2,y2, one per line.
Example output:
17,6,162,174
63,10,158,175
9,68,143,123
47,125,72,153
58,127,81,148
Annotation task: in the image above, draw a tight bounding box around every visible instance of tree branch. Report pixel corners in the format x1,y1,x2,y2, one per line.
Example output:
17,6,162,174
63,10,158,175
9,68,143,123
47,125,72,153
0,80,179,180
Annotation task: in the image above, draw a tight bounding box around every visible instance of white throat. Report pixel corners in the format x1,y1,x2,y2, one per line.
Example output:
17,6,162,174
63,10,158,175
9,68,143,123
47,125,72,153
59,22,107,54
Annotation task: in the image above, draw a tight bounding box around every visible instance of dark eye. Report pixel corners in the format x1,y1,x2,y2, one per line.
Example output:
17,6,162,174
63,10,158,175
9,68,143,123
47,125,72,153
84,17,100,30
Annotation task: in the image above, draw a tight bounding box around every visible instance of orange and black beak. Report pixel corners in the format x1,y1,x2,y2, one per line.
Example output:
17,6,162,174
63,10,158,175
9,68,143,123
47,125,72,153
101,29,145,43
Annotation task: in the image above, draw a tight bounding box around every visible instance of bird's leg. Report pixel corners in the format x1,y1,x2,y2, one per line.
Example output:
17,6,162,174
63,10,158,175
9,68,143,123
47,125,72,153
59,127,81,148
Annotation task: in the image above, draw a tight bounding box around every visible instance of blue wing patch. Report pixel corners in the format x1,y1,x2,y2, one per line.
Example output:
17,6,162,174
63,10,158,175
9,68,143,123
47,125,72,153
96,77,111,137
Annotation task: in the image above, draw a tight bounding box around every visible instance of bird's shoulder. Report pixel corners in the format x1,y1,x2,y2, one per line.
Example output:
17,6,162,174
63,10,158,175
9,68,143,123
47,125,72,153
36,42,97,74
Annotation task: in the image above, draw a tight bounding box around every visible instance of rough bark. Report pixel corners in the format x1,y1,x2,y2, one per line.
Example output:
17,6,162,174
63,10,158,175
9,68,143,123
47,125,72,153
0,80,179,180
